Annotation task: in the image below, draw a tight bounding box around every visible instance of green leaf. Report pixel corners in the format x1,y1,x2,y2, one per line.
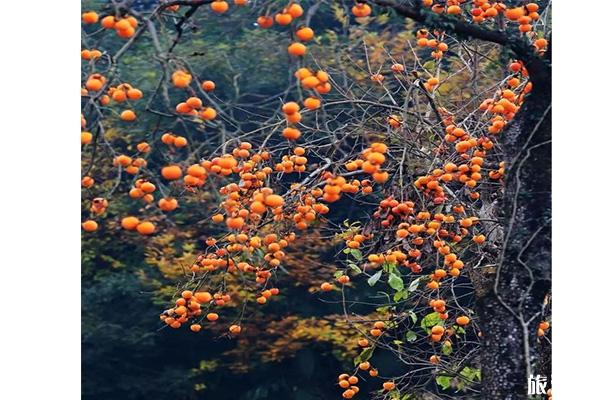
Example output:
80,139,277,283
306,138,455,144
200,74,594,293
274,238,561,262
388,273,404,291
460,366,481,382
348,263,362,274
350,249,363,261
408,311,418,324
382,262,398,274
334,271,343,279
436,375,452,390
393,289,408,302
405,330,417,342
354,346,374,365
368,270,383,286
442,342,453,355
408,278,421,292
421,312,442,330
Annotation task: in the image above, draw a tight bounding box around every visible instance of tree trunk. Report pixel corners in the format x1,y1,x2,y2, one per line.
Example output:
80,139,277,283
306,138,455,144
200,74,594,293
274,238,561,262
474,50,552,399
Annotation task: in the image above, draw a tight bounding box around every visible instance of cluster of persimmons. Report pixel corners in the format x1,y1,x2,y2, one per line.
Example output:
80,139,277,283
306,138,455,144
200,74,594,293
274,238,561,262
82,0,550,397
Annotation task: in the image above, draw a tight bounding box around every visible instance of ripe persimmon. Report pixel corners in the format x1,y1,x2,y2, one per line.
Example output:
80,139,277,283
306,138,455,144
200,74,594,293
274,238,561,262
82,220,98,232
352,4,372,17
82,11,99,24
206,313,219,321
202,80,216,91
296,27,314,41
120,110,136,121
282,127,301,140
136,221,156,235
201,107,217,120
81,131,93,145
162,165,182,180
288,3,304,18
275,13,293,25
257,16,274,28
159,197,178,212
121,216,140,230
288,42,306,56
303,97,321,110
210,1,229,14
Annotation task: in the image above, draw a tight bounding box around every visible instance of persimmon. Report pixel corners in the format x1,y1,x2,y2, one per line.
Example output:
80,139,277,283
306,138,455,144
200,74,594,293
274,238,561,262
114,19,131,31
250,201,267,214
82,220,98,232
172,70,192,88
101,15,115,28
121,216,140,230
229,324,242,334
81,131,93,145
162,165,182,180
257,16,274,28
186,97,202,109
275,13,293,25
136,221,156,235
342,389,354,399
264,194,284,208
82,11,99,24
382,381,395,391
456,316,470,326
473,234,485,244
391,63,405,73
505,7,525,21
120,110,137,121
85,77,104,91
296,27,314,41
81,176,94,188
320,282,333,291
282,102,300,114
431,325,445,335
282,127,301,140
159,197,178,212
447,5,461,14
372,171,389,183
210,1,229,14
190,324,202,332
139,182,155,193
201,107,217,120
137,142,150,153
288,42,306,56
206,313,219,321
301,76,320,89
127,88,143,100
116,25,135,38
288,3,304,18
226,217,245,229
352,4,372,17
202,80,216,91
303,97,321,110
174,136,188,148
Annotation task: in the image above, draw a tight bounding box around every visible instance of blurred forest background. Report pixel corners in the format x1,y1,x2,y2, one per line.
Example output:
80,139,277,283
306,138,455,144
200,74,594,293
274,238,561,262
81,1,423,399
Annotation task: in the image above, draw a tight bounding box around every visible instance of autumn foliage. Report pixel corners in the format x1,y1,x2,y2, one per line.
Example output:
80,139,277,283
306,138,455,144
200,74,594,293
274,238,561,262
82,1,551,398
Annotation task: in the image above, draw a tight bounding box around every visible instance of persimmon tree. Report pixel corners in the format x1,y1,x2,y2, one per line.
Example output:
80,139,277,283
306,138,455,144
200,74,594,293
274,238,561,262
82,1,551,399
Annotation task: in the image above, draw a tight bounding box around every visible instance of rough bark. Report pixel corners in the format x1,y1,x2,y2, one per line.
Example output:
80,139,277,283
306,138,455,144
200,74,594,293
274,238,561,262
474,45,552,398
374,1,552,398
